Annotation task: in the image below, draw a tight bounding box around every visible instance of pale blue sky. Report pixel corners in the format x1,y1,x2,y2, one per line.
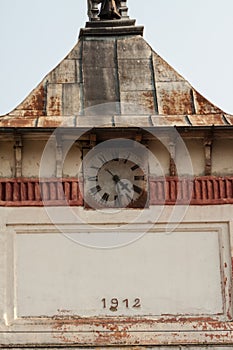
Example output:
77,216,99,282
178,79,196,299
0,0,233,115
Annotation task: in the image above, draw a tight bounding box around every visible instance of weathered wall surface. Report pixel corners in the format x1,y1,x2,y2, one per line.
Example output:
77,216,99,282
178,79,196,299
62,143,82,177
0,205,232,347
0,141,14,177
180,139,205,176
22,140,56,177
0,137,231,178
5,347,233,350
212,139,233,176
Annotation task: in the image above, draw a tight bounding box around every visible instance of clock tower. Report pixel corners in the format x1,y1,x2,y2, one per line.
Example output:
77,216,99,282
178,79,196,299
0,1,233,348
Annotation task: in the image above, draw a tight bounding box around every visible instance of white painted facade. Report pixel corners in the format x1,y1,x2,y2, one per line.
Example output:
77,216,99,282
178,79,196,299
0,205,232,345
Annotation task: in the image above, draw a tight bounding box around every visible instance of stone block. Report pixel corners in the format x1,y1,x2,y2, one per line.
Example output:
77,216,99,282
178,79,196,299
117,36,152,59
156,81,194,115
49,59,76,84
118,59,153,91
62,84,81,116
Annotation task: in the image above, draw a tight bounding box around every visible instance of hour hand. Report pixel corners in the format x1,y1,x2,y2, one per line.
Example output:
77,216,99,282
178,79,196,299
105,169,120,184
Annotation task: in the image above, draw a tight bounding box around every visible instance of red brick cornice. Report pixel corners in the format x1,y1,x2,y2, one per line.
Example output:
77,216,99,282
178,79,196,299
150,176,233,205
0,176,232,207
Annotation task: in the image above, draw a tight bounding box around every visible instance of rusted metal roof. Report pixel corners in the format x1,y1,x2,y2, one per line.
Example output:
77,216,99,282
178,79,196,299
0,28,232,128
0,114,232,129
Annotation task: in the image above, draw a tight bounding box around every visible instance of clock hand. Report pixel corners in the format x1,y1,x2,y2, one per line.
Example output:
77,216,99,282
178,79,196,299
105,168,114,177
105,168,132,194
105,169,121,184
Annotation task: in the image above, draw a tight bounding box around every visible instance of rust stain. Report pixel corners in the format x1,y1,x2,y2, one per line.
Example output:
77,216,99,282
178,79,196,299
0,117,37,127
95,323,130,345
46,311,233,345
225,115,233,125
193,90,223,115
49,315,233,345
189,114,226,126
0,83,47,127
204,331,230,341
18,84,46,113
48,95,61,116
151,115,188,126
50,314,231,328
9,110,44,117
141,91,155,112
37,116,75,128
159,87,193,115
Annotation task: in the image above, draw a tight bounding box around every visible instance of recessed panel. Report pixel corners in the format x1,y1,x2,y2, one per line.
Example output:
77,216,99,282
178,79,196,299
15,230,223,318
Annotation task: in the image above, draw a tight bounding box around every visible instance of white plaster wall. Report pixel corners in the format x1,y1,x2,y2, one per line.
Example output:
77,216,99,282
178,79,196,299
212,139,233,176
0,141,14,177
175,138,204,176
148,140,170,176
184,139,205,176
15,230,223,317
0,138,233,178
22,140,56,177
0,205,231,346
62,142,82,177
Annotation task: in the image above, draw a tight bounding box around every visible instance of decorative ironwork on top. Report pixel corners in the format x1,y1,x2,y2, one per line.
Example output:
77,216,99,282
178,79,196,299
87,0,129,21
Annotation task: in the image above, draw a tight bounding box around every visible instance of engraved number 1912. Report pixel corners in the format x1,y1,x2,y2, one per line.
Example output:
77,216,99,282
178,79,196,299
101,298,141,312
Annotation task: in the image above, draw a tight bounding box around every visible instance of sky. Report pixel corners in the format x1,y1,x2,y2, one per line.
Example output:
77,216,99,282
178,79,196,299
0,0,233,115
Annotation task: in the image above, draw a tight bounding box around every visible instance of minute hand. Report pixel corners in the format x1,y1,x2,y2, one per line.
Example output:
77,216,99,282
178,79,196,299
105,169,115,177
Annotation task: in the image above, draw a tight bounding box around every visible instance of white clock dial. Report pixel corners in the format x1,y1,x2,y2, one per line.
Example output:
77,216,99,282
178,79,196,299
84,151,148,209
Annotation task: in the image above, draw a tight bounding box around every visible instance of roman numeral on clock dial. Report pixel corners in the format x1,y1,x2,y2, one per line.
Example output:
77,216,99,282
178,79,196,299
131,164,139,171
133,185,143,194
88,176,98,181
90,185,101,195
101,192,110,202
134,175,145,181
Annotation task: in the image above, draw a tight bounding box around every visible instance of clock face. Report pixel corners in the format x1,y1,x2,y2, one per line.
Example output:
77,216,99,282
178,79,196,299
83,147,148,209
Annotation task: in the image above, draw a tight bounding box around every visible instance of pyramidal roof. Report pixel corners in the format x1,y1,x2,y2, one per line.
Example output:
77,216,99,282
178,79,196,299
0,13,232,129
